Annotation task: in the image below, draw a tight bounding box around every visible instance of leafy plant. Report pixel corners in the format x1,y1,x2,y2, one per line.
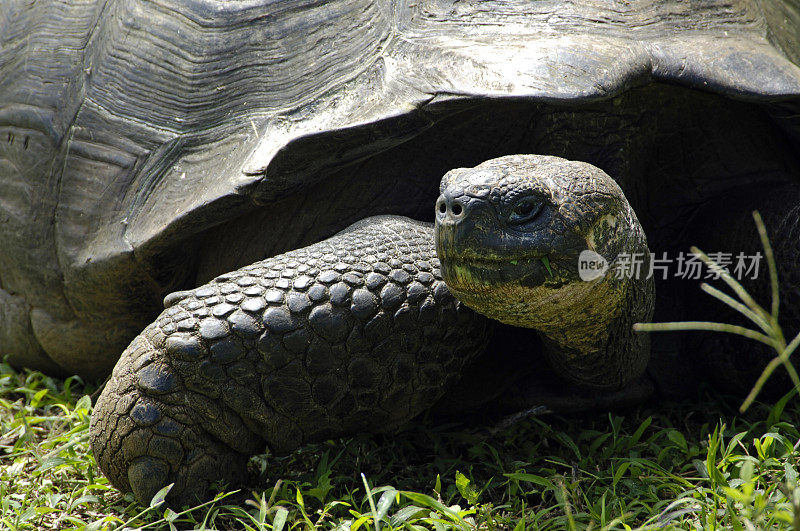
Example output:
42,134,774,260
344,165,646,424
634,211,800,412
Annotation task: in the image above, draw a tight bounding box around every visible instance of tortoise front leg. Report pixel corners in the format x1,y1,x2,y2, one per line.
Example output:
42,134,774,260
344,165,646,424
90,216,493,506
90,334,255,506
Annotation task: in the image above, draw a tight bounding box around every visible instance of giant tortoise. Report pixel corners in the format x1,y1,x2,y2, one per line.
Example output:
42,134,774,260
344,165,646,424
2,0,800,507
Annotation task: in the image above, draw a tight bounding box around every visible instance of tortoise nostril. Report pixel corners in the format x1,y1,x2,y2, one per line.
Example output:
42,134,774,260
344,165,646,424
438,202,447,214
452,203,463,216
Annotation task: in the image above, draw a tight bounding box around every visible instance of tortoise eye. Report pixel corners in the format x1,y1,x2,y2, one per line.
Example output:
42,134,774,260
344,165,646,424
508,198,543,225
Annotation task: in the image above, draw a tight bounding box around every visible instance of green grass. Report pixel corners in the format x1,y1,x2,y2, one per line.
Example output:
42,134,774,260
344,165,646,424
2,361,800,530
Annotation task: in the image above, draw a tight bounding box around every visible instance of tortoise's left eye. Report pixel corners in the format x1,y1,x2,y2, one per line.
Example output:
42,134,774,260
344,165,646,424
508,197,543,225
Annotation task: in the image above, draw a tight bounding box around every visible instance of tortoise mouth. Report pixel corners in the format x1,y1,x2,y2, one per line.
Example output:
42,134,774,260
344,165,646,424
445,249,546,269
460,256,530,270
189,82,800,287
439,252,568,296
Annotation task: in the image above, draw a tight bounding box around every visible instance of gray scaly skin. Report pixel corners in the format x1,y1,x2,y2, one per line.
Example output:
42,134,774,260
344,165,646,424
90,216,492,507
435,155,654,390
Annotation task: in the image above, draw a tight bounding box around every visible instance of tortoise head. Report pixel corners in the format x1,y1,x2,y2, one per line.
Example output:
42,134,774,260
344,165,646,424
435,154,649,332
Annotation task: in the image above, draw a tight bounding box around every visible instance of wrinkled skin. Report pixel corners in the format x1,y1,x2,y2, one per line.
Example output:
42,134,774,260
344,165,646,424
436,156,652,390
